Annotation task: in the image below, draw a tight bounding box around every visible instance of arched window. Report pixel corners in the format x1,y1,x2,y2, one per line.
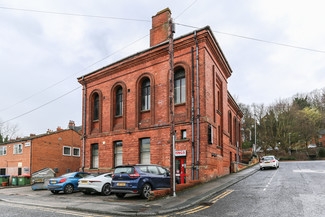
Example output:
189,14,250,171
228,111,232,142
116,86,123,116
93,93,99,121
174,68,186,104
141,78,150,111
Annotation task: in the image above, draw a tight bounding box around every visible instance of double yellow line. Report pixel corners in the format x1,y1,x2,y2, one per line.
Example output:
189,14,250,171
174,189,234,215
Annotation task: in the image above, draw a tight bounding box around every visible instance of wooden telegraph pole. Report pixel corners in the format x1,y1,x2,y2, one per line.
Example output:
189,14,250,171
168,17,176,197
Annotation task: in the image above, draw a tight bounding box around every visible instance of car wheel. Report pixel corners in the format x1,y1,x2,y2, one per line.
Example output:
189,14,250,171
116,193,126,199
51,190,59,194
64,184,74,194
101,183,111,196
140,183,152,199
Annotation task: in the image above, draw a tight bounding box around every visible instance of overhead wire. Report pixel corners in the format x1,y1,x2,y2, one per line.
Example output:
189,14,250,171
176,23,325,54
1,86,81,125
0,6,151,22
1,4,325,124
0,33,150,123
174,0,198,20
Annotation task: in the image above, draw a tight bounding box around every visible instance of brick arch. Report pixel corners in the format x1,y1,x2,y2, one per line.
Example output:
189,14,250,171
110,81,127,131
135,73,155,128
166,61,192,122
88,89,103,134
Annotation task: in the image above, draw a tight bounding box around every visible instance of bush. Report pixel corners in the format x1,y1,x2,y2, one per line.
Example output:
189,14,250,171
318,148,325,158
279,156,296,161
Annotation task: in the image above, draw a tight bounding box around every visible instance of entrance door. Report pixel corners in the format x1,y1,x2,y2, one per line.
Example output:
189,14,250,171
229,152,233,173
176,157,186,184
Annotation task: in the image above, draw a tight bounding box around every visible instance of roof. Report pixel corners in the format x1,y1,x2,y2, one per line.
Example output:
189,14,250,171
1,128,81,145
78,26,232,81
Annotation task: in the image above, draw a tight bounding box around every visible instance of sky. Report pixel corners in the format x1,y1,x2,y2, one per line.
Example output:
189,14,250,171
0,0,324,137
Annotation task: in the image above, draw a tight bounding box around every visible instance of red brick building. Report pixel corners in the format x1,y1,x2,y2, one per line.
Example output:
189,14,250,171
78,9,243,182
0,121,81,177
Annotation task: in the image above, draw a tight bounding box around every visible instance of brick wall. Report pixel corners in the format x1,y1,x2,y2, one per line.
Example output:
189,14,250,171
79,11,242,182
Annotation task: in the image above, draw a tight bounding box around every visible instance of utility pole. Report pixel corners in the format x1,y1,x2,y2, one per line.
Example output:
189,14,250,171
168,17,176,197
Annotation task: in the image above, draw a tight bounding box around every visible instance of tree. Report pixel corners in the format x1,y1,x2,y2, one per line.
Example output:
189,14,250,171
0,120,19,143
294,107,322,149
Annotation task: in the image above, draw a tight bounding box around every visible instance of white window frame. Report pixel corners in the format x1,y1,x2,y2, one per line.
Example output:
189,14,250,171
0,146,7,156
63,146,71,156
72,147,80,157
13,144,23,154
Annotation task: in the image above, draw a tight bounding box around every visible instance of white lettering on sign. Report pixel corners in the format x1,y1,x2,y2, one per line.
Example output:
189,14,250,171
175,150,186,157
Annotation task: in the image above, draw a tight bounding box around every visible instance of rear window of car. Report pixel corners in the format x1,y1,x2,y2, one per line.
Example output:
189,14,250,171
262,157,274,161
114,167,135,174
61,172,76,178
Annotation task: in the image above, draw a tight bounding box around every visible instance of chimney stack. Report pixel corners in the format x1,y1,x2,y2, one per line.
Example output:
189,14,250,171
150,8,171,47
68,120,75,129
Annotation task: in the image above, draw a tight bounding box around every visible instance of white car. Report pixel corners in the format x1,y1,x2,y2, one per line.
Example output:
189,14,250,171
260,156,279,170
78,173,112,195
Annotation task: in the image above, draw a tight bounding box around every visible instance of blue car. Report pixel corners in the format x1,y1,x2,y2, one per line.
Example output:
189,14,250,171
111,164,170,199
48,172,90,194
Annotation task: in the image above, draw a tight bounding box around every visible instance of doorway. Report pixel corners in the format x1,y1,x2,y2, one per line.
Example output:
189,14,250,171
175,157,186,184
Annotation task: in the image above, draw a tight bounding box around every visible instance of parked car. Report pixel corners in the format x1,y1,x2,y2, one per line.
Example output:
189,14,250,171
48,172,90,194
78,173,112,196
260,155,279,170
111,164,170,199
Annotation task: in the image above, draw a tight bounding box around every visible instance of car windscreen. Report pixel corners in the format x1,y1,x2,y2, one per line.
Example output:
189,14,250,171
114,167,135,174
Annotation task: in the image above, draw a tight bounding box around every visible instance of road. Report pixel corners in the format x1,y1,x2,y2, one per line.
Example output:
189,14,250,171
172,161,325,217
0,202,111,217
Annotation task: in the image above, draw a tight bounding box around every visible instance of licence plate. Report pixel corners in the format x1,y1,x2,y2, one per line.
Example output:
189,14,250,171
117,182,126,186
51,181,56,184
81,181,88,184
265,162,270,163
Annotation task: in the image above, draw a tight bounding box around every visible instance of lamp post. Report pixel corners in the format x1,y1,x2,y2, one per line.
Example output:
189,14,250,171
253,118,257,155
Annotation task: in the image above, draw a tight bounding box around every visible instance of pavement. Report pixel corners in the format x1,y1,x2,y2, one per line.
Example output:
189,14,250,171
0,165,259,216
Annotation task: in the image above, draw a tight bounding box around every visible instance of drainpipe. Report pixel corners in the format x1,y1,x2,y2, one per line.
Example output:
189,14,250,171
191,47,195,180
82,76,87,172
194,31,200,180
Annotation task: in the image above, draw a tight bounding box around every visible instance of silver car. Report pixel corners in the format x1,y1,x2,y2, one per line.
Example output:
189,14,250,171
260,155,279,170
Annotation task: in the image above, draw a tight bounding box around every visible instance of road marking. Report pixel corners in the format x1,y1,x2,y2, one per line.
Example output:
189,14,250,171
293,169,325,174
263,169,278,191
174,189,234,216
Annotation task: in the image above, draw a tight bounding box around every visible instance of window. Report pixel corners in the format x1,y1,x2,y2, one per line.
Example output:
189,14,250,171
114,141,123,166
217,91,221,111
141,78,151,111
13,144,23,154
140,138,150,164
228,111,232,142
218,126,221,146
63,146,71,156
0,168,5,175
0,146,7,156
73,148,80,157
18,168,22,176
93,93,99,121
208,124,213,144
116,87,123,116
181,130,187,139
174,68,186,104
91,144,99,169
148,165,159,175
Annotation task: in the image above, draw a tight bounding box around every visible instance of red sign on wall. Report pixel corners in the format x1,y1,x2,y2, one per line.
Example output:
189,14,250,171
175,150,186,157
